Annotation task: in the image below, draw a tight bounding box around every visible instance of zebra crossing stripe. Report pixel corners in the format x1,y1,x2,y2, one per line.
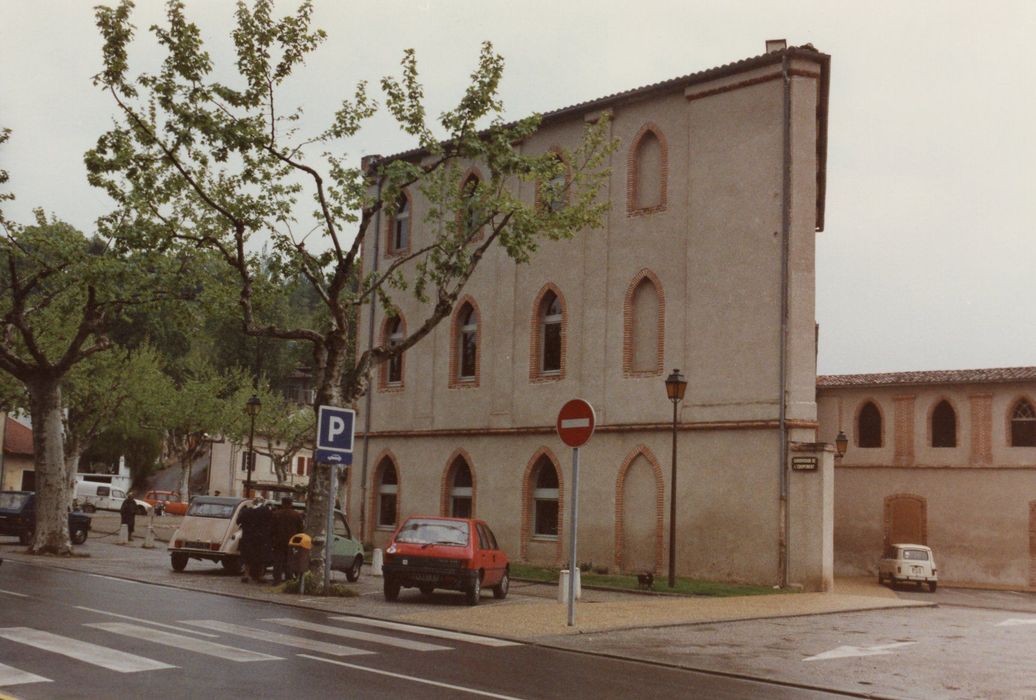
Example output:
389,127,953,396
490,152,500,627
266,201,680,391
180,620,373,657
75,606,220,638
0,662,50,688
328,617,521,647
0,628,174,673
263,618,452,652
87,623,283,662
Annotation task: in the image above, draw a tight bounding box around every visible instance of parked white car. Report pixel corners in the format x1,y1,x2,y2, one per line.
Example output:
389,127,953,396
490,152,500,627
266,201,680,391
878,543,937,592
75,482,152,515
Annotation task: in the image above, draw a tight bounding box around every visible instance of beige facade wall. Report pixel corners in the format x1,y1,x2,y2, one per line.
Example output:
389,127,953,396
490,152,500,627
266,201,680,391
818,380,1036,589
354,48,831,589
207,438,313,499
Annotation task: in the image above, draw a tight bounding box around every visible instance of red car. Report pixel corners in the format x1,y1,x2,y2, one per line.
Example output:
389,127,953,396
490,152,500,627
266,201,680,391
381,516,509,605
143,490,188,516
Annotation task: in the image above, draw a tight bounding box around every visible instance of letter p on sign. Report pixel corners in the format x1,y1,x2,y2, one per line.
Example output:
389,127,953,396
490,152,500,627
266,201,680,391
317,405,355,454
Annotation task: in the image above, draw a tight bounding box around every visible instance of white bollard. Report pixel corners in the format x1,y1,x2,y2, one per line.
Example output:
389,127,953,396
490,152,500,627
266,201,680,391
118,524,128,545
558,569,582,602
143,510,155,549
371,548,384,577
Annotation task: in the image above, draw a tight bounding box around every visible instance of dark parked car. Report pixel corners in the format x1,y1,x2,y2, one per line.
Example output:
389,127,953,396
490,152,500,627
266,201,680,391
0,491,92,545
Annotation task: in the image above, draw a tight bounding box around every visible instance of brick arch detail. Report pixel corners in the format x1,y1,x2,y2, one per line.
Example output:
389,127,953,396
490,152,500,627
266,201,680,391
883,493,927,547
534,146,571,211
529,283,567,382
519,447,565,564
854,397,886,448
457,166,486,241
926,395,959,448
626,122,669,216
622,269,666,378
449,295,482,389
377,313,406,391
386,188,413,256
368,449,402,536
1005,394,1036,446
613,445,665,573
439,448,478,518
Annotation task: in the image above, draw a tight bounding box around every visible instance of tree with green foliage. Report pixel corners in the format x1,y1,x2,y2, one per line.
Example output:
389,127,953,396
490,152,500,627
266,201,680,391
88,0,614,545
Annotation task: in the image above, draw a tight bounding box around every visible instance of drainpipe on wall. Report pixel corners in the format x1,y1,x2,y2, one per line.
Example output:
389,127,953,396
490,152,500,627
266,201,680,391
778,52,793,588
359,155,383,544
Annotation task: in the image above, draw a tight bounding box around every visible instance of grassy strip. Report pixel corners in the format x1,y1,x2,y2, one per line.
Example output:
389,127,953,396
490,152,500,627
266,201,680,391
509,563,785,597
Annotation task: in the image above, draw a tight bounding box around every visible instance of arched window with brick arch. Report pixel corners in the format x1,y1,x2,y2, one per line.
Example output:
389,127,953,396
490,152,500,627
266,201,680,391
930,399,956,447
386,191,411,256
884,494,927,547
857,401,883,448
379,315,405,389
1011,399,1036,447
627,124,668,215
459,171,483,240
623,271,665,376
450,299,480,387
530,456,559,538
373,457,399,530
441,453,475,518
536,148,569,213
530,285,566,380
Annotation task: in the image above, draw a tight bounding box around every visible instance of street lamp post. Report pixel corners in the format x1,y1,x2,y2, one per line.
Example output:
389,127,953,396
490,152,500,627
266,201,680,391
835,430,848,460
244,394,262,497
665,369,688,588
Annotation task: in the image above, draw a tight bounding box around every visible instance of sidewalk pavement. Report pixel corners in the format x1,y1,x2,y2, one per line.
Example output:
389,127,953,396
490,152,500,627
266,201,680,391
1,523,931,644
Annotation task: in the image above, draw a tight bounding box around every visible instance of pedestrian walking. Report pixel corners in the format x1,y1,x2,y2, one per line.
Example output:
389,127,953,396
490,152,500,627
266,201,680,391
270,496,305,584
238,498,274,583
119,492,137,540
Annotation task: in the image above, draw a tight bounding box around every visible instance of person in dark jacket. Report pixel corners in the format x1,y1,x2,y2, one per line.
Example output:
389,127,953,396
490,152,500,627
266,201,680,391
270,496,305,584
238,499,274,583
119,492,137,540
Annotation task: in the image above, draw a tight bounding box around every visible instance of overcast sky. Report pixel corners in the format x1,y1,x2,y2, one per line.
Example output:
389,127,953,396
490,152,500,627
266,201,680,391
2,0,1034,376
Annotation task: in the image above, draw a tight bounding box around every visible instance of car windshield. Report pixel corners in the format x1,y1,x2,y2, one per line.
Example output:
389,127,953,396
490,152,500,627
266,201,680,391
395,518,469,546
902,549,930,561
0,493,29,510
186,501,236,518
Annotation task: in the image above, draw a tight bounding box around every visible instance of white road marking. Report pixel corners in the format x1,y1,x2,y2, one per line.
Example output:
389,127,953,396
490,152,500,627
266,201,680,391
180,620,373,657
299,654,526,699
85,574,153,587
264,618,451,652
560,418,590,429
0,662,50,688
75,606,219,638
87,622,282,662
0,589,28,598
996,618,1036,626
804,642,916,661
0,627,174,672
328,616,520,647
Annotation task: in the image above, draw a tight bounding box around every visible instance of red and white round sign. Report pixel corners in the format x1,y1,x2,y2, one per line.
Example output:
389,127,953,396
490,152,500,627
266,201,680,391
556,399,596,447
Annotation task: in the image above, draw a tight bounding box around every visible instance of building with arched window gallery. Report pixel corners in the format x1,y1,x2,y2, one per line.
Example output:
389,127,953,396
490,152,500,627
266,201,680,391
350,42,834,590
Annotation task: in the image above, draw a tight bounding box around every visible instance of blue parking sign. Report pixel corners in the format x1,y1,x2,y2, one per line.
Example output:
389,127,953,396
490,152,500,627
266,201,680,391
317,405,355,456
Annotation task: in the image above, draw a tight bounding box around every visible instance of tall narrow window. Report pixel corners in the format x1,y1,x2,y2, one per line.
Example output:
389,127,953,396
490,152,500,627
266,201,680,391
626,275,662,374
538,150,569,213
1011,400,1036,447
541,292,562,374
449,457,473,518
386,317,404,386
858,401,882,448
376,461,398,528
458,303,477,380
461,174,482,238
931,400,956,447
629,127,665,212
388,192,410,254
531,457,559,538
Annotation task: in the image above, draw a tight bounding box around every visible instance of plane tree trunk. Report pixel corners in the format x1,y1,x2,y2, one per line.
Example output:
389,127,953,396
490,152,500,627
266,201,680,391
27,376,72,555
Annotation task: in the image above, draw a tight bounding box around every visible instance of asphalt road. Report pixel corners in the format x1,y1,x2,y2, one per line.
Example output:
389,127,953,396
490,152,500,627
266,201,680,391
0,561,855,700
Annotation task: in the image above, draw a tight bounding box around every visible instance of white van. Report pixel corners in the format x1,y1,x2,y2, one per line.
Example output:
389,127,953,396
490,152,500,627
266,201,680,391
75,482,151,515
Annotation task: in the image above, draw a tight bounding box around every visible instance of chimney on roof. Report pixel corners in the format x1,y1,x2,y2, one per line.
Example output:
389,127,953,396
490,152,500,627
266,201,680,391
361,154,382,174
766,39,787,53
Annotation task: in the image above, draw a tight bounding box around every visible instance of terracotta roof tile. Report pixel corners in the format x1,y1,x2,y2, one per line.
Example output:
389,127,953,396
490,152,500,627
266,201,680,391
817,366,1036,389
3,416,33,456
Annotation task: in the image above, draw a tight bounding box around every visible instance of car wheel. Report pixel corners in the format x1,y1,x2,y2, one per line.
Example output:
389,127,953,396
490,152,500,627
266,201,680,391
345,555,363,583
493,570,509,600
136,505,147,515
71,527,88,545
383,576,400,602
18,530,32,546
419,585,434,596
466,573,481,606
171,552,188,572
82,504,96,513
928,581,937,593
221,556,242,575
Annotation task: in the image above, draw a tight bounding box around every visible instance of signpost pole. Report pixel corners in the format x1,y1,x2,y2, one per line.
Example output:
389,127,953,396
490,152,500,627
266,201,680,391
567,446,579,627
324,461,337,595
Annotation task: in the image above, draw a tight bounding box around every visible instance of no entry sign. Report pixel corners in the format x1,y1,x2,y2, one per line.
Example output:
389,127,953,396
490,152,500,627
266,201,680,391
556,399,596,447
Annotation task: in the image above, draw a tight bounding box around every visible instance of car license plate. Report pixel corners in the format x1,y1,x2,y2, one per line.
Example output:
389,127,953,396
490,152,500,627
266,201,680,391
912,566,923,574
413,574,439,582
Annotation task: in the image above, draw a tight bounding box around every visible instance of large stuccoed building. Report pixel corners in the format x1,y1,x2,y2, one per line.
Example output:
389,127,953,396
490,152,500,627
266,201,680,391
348,41,834,590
